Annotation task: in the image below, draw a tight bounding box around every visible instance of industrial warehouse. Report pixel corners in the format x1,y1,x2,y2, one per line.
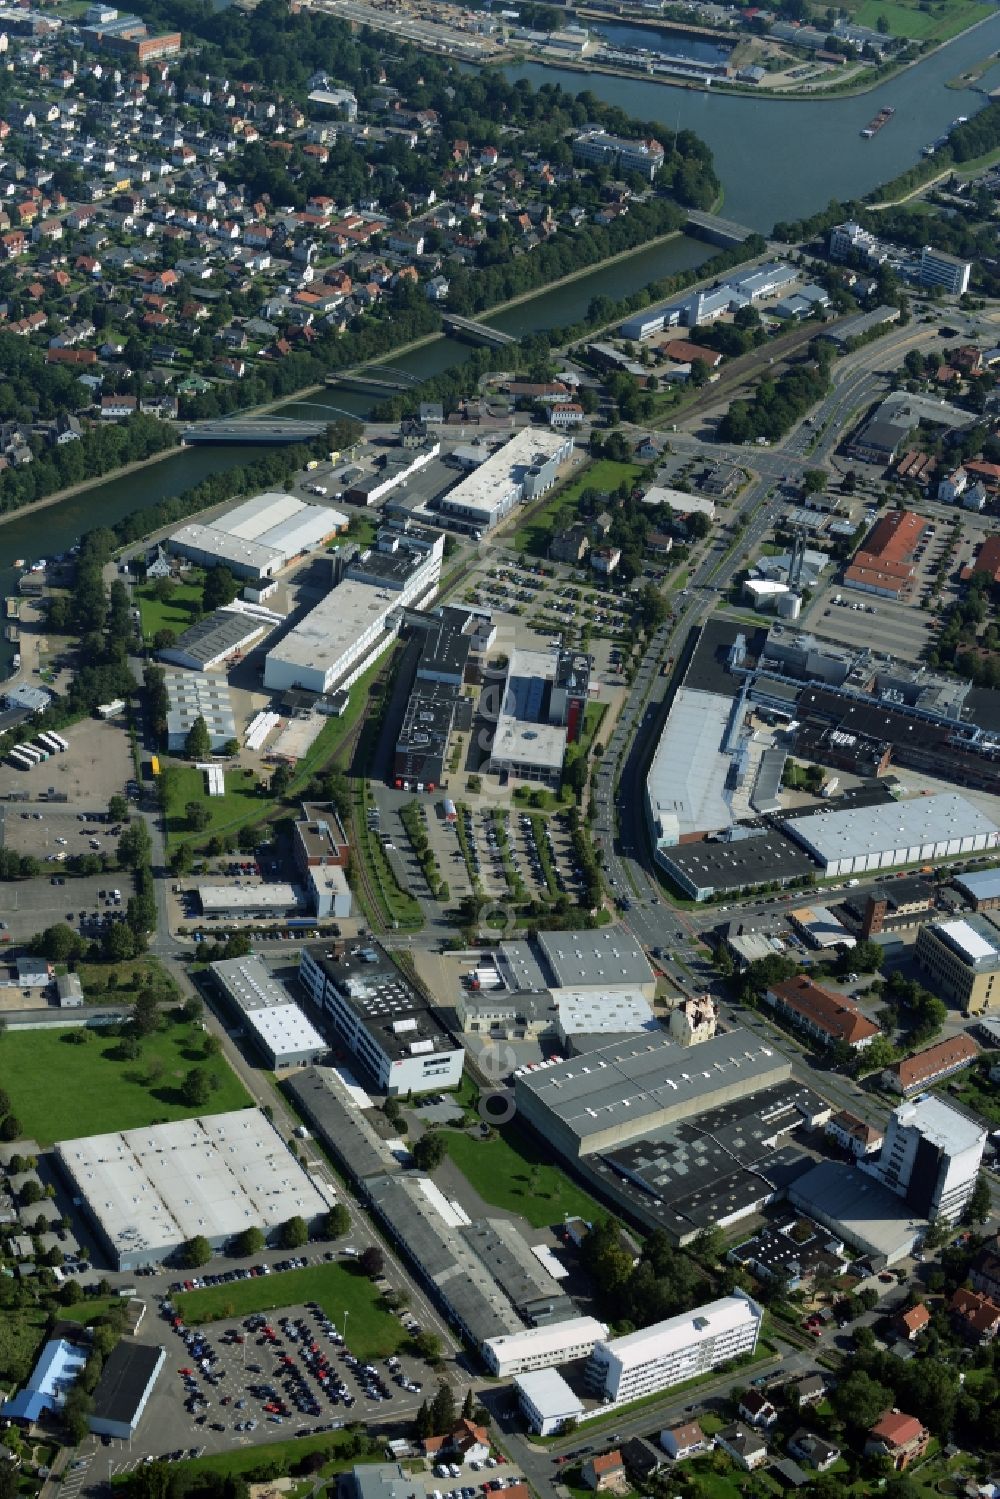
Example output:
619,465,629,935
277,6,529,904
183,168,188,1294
263,527,443,695
210,955,328,1069
56,1111,328,1269
780,793,1000,878
436,428,573,534
168,492,347,581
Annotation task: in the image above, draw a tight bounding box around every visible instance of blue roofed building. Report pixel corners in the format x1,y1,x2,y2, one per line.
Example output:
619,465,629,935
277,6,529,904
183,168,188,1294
1,1338,88,1424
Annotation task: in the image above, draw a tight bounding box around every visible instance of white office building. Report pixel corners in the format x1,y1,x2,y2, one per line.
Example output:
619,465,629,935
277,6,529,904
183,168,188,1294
871,1094,986,1224
919,244,972,297
572,130,665,179
482,1317,608,1378
263,539,441,695
586,1293,763,1404
438,429,573,534
298,943,464,1096
515,1369,585,1436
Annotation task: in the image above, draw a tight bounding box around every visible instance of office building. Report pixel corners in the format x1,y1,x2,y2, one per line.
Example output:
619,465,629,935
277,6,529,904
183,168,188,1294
298,942,463,1095
920,244,972,296
392,607,474,792
765,975,880,1050
873,1094,986,1223
572,129,665,178
488,646,569,787
915,915,1000,1015
197,884,305,919
293,801,350,878
168,493,344,581
513,1031,791,1161
780,793,1000,878
306,863,352,920
514,1369,585,1437
883,1033,980,1095
438,429,573,533
586,1293,762,1404
483,1317,608,1378
56,1111,328,1269
954,866,1000,911
163,670,236,752
843,509,925,598
283,1066,403,1184
210,956,327,1069
263,532,442,695
88,1343,166,1439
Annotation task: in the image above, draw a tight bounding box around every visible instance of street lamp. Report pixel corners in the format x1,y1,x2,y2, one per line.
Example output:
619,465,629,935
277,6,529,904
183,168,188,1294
343,1309,350,1345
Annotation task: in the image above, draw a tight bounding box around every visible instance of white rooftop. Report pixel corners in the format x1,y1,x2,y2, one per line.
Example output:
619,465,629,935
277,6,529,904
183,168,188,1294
936,917,1000,966
642,486,716,518
485,1317,608,1366
646,687,741,842
783,793,1000,862
892,1094,987,1154
595,1295,761,1372
555,987,658,1036
491,715,567,772
199,883,303,912
56,1111,327,1254
440,428,570,523
264,579,398,674
246,1003,327,1059
513,1367,585,1420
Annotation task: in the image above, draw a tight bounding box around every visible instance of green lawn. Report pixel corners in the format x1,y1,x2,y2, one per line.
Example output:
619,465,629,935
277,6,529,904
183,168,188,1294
162,763,264,845
937,1068,1000,1125
511,460,643,556
0,1304,49,1387
136,576,205,642
0,1021,251,1144
441,1123,604,1228
148,1432,380,1486
846,0,990,39
174,1263,404,1359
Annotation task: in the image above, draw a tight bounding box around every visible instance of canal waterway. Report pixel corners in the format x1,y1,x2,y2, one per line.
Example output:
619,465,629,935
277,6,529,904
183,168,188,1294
591,22,734,65
4,11,999,621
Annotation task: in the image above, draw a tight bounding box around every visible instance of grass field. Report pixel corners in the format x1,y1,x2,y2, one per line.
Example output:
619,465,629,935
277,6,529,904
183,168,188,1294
152,1431,380,1486
174,1263,404,1358
442,1124,604,1228
512,460,643,557
136,577,205,642
0,1022,251,1144
937,1069,1000,1125
846,0,990,40
162,763,264,844
0,1304,49,1387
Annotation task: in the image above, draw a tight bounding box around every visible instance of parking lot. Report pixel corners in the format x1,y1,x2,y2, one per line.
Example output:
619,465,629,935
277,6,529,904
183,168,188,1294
110,1284,433,1466
0,716,134,806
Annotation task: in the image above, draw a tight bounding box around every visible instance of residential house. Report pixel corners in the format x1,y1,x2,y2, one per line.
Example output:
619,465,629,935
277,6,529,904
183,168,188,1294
865,1412,930,1471
714,1424,768,1472
659,1422,706,1461
738,1391,778,1429
591,546,621,576
895,1304,930,1343
950,1288,1000,1344
788,1430,840,1472
100,395,136,420
790,1374,826,1409
581,1452,628,1493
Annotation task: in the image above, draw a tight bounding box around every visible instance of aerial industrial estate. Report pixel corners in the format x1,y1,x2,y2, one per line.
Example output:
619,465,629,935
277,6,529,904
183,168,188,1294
1,1,1000,1498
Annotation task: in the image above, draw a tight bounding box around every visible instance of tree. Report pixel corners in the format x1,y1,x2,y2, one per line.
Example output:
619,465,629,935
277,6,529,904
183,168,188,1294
833,1370,893,1431
0,1115,22,1142
179,1235,212,1268
182,996,204,1024
323,1204,351,1239
181,1067,211,1108
202,565,240,612
62,1385,93,1444
185,799,211,831
118,819,151,870
359,1246,385,1278
412,1130,447,1172
108,794,129,823
19,1178,42,1207
414,1400,433,1440
281,1215,309,1249
846,939,884,975
462,1389,475,1420
184,716,212,762
130,989,160,1037
430,1380,456,1434
413,1330,442,1365
965,1172,992,1225
30,922,84,963
235,1226,265,1257
802,469,827,495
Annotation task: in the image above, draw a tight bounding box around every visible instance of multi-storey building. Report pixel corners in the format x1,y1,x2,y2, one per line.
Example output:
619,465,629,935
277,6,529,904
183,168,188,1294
298,942,463,1095
919,244,971,296
585,1294,762,1404
871,1095,986,1224
572,130,665,179
915,916,1000,1016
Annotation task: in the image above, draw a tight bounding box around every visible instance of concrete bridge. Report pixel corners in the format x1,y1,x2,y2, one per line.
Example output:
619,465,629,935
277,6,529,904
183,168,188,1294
685,210,755,248
181,419,328,444
441,313,516,347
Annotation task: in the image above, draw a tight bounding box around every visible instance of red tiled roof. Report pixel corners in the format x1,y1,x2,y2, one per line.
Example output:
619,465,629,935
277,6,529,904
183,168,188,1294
769,975,880,1047
870,1412,925,1449
887,1033,979,1091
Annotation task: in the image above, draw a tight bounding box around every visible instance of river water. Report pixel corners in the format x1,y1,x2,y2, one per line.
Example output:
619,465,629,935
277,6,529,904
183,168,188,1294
5,11,999,608
591,22,733,64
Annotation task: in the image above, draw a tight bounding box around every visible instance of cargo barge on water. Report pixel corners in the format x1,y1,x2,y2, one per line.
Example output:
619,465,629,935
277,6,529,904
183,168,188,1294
862,105,894,138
